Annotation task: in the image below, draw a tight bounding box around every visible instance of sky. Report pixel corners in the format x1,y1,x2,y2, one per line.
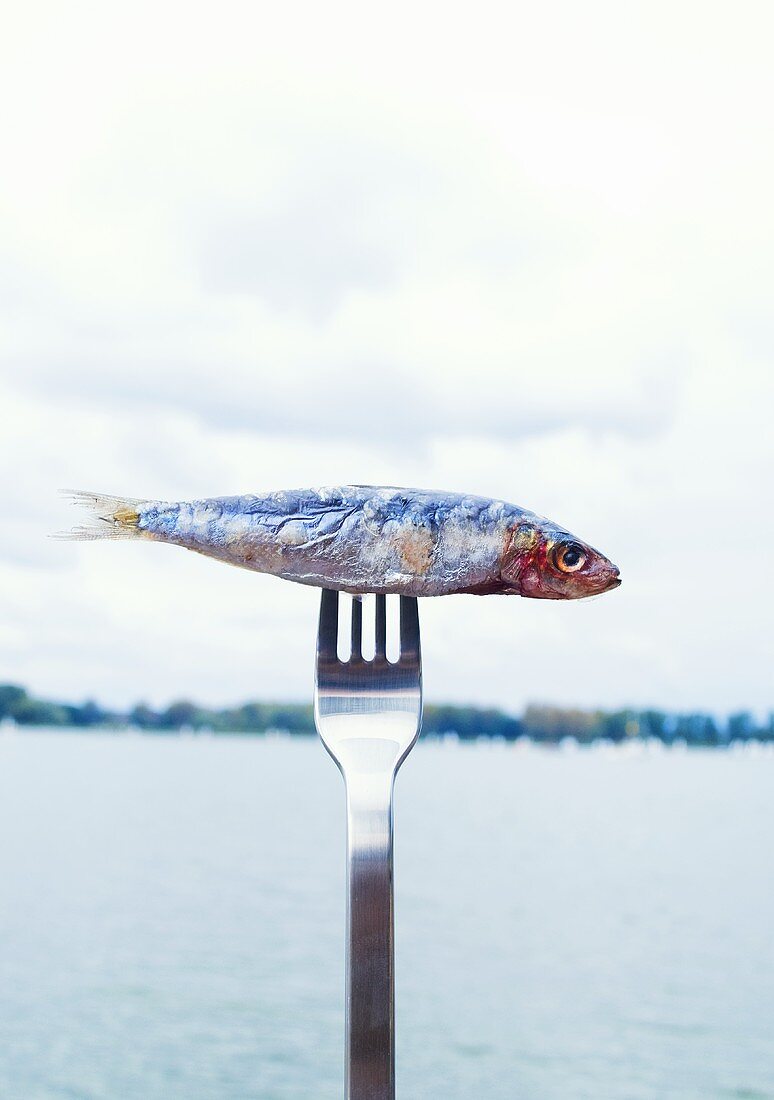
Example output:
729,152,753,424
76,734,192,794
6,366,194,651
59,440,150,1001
1,1,772,717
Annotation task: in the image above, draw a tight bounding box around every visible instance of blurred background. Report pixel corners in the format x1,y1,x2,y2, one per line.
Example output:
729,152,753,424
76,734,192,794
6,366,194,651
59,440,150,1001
1,3,773,1098
2,0,773,716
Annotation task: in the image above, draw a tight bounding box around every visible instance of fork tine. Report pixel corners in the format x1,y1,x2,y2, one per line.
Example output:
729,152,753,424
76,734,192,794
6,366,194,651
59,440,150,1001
374,594,387,660
350,597,362,660
399,596,420,661
317,589,339,661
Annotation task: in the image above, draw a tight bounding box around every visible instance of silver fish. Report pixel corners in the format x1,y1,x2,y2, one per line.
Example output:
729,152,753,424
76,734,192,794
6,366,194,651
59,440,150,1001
63,485,621,599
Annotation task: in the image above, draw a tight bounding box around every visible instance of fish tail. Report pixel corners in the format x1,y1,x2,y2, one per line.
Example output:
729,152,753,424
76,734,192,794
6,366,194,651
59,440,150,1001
56,490,149,540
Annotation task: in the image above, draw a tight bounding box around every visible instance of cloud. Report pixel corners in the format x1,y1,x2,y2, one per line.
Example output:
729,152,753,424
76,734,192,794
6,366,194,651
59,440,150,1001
0,0,772,716
1,41,696,443
197,140,427,320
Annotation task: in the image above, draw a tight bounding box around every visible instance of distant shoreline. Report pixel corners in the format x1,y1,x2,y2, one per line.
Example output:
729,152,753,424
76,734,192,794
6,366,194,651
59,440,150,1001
1,684,771,747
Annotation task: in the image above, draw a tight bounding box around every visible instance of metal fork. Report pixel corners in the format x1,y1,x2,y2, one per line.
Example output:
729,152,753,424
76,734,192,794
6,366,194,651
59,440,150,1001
314,590,423,1100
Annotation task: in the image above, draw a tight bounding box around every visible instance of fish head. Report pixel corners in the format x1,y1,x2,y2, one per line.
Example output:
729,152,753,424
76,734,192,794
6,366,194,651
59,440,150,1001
502,520,621,600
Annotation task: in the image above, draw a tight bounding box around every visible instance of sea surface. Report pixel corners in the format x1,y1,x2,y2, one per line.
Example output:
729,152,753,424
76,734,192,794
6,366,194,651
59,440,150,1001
0,731,772,1100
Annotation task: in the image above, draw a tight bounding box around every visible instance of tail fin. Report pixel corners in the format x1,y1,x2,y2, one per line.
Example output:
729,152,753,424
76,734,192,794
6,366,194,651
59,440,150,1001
57,490,148,540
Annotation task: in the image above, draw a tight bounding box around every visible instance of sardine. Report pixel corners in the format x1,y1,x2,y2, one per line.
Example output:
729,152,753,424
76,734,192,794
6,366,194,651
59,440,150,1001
62,485,621,599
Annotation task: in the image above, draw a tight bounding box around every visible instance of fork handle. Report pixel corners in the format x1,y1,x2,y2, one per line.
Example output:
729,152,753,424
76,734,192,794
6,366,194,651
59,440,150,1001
345,774,396,1100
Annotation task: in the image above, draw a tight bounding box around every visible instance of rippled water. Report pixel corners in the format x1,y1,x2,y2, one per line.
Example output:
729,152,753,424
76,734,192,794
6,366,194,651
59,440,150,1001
0,731,772,1099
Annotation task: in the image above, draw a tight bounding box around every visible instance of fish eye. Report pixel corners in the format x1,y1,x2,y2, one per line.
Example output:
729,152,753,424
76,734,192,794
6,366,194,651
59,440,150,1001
553,542,586,573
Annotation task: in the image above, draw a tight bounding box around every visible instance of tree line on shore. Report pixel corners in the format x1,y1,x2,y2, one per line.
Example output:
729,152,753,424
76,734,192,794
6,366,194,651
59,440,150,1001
1,683,771,745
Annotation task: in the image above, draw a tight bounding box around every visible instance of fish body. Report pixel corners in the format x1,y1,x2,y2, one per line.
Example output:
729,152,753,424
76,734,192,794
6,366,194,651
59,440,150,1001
64,485,621,599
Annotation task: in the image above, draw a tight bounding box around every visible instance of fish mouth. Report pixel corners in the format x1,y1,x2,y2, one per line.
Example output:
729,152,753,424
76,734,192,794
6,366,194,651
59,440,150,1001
604,574,622,592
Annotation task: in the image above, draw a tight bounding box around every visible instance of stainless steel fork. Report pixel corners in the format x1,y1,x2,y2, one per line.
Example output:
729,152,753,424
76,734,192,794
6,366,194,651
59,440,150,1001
314,590,423,1100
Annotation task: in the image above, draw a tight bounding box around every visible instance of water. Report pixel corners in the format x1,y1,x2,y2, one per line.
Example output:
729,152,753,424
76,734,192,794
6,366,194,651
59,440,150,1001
0,732,772,1100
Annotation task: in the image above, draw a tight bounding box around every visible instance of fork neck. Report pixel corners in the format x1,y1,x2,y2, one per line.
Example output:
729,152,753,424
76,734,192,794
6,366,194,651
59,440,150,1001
344,769,395,843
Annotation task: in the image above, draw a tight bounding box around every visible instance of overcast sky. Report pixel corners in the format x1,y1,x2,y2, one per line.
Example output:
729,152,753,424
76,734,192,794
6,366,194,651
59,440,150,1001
1,2,772,717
